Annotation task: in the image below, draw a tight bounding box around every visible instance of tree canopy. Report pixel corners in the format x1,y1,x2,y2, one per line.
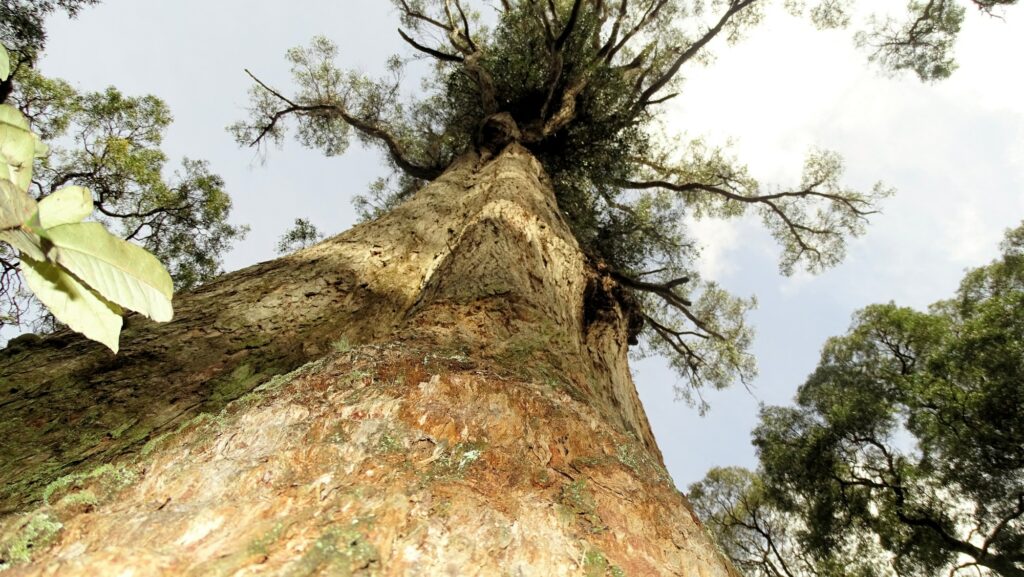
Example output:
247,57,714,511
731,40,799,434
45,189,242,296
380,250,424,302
690,223,1024,577
0,0,97,103
231,0,1014,402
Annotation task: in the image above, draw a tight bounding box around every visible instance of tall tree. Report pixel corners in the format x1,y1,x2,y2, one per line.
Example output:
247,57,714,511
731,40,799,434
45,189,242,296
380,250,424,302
691,224,1024,577
230,0,895,406
0,1,1015,574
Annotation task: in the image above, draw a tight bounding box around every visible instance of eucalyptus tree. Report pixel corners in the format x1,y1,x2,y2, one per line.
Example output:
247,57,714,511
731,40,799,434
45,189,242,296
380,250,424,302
0,1,1017,574
231,0,898,406
228,0,1017,405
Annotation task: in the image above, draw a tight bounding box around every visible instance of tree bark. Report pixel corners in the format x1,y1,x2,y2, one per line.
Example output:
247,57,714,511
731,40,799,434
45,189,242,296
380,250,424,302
0,145,738,576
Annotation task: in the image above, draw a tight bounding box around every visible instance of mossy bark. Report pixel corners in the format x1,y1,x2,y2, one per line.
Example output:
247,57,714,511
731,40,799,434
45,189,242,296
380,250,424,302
0,145,737,575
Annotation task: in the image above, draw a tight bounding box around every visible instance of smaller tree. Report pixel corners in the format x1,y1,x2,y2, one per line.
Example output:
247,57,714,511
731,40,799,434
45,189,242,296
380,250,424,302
689,466,889,577
691,223,1024,577
275,217,322,254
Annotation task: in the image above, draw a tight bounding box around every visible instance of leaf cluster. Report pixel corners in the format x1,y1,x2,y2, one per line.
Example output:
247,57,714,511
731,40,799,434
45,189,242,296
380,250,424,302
0,44,174,352
1,65,247,331
275,217,323,254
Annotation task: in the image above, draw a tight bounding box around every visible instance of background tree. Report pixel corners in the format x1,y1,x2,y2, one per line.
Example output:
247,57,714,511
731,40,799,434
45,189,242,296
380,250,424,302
275,217,322,254
0,1,247,332
691,223,1024,577
689,466,891,577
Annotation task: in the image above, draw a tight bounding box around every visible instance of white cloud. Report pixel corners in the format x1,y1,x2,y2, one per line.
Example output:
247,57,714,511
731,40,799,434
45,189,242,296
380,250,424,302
940,202,1003,265
686,217,742,281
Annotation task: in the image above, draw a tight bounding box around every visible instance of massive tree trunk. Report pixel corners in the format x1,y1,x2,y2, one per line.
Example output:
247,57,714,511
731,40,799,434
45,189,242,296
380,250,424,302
0,145,737,576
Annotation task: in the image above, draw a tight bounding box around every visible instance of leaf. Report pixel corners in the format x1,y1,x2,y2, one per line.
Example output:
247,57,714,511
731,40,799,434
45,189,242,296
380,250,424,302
0,104,30,131
0,178,37,229
46,222,174,322
0,44,9,82
0,228,45,261
20,255,123,353
38,186,93,228
0,105,36,190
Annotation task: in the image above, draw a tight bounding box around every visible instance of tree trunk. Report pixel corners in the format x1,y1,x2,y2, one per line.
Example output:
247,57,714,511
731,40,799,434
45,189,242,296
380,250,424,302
0,145,737,576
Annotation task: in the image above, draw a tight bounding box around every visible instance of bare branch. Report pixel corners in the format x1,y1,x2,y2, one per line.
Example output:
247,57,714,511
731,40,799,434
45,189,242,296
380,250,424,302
396,0,454,33
453,0,477,52
243,70,444,181
397,28,464,62
637,0,759,108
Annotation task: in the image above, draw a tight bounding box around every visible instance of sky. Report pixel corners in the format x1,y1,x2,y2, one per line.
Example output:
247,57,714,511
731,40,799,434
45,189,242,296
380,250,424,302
36,1,1024,489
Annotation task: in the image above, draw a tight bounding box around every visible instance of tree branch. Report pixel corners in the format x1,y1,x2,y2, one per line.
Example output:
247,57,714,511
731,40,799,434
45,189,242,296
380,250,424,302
397,28,464,62
637,0,759,108
244,70,444,181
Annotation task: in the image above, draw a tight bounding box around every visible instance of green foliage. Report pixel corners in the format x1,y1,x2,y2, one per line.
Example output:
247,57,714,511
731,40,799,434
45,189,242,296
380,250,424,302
0,47,176,351
692,223,1024,577
15,70,247,289
857,0,967,80
784,0,1018,81
275,217,323,254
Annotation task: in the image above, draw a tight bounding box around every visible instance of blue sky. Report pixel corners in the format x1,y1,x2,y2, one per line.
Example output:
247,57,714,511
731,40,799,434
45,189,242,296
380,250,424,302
39,0,1024,488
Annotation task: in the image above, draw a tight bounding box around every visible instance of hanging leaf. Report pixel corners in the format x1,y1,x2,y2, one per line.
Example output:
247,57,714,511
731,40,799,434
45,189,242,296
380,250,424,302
20,255,123,353
37,186,93,228
46,221,174,322
0,179,37,230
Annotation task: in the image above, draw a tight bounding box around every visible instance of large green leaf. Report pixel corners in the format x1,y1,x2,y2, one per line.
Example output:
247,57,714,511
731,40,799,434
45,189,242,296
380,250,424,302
0,45,9,82
20,255,123,353
38,186,93,228
46,222,174,322
0,179,37,229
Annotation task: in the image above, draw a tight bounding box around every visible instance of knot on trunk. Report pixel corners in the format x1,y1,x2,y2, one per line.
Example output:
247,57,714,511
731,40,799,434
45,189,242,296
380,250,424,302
476,112,521,159
583,273,645,346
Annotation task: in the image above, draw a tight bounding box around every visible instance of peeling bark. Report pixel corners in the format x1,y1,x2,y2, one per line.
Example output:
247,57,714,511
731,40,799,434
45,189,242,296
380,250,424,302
0,145,737,575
